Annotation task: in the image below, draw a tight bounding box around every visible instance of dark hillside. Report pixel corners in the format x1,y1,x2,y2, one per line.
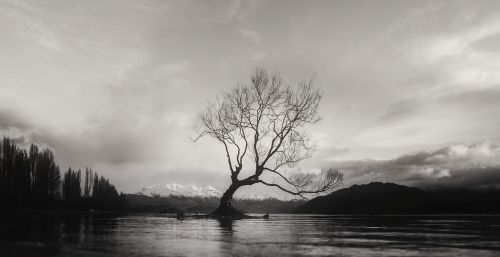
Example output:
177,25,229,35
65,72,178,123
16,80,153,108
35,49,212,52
296,182,500,214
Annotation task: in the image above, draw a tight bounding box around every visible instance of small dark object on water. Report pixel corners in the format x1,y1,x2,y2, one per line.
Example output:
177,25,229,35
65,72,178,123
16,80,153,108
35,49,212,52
176,211,185,220
263,212,269,219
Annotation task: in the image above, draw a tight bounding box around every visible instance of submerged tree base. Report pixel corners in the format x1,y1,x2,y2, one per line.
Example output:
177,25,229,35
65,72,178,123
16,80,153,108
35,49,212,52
210,206,250,219
177,208,268,220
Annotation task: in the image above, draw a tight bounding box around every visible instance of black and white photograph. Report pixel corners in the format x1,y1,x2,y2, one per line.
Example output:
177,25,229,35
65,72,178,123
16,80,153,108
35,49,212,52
1,0,500,256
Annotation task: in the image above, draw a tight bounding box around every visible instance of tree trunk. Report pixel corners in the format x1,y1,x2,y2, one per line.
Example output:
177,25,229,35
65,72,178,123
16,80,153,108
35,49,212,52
211,183,246,218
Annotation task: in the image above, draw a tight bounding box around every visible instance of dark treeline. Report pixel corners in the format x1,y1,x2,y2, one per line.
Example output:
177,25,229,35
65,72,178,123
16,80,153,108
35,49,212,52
0,137,126,211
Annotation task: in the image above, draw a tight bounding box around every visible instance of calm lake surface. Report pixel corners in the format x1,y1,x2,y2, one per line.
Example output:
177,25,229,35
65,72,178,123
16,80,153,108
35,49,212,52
0,212,499,257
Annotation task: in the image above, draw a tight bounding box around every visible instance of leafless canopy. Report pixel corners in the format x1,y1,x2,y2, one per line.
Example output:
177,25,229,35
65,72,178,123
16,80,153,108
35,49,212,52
195,69,342,198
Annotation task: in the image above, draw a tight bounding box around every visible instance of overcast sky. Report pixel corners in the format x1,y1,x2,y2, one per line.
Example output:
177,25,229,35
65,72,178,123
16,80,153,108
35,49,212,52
1,0,500,196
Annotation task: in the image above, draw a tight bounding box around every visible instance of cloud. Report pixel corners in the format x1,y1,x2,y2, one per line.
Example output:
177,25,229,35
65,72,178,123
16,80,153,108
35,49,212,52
393,142,499,166
154,61,191,76
355,86,500,148
104,60,195,120
251,52,268,61
440,87,500,108
377,98,423,123
27,112,186,167
401,17,500,94
240,29,261,43
472,33,500,52
406,13,500,64
333,141,500,189
0,109,31,131
233,0,262,23
315,147,350,161
1,1,63,53
178,0,261,24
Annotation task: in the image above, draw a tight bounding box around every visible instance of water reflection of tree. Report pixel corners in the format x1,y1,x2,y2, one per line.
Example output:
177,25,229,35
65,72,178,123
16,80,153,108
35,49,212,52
0,212,63,256
62,214,82,244
217,218,234,235
68,213,120,252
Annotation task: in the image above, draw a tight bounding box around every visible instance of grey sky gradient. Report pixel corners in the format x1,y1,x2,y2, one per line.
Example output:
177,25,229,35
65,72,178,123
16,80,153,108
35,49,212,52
1,0,500,195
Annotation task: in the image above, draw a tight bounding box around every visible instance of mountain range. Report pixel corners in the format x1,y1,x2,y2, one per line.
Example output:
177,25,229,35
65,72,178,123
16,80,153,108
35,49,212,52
137,183,270,200
138,183,222,198
128,182,304,214
126,181,500,214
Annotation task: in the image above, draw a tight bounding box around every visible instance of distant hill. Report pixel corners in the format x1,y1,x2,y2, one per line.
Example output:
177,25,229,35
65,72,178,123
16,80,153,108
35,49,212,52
296,182,500,214
125,194,179,213
233,198,306,214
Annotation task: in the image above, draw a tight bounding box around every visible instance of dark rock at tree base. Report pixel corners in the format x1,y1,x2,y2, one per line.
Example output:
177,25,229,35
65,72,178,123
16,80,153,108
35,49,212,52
210,206,250,219
296,182,500,214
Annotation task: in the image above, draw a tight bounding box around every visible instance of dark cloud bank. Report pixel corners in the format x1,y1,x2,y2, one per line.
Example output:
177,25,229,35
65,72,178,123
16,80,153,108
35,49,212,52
333,141,500,189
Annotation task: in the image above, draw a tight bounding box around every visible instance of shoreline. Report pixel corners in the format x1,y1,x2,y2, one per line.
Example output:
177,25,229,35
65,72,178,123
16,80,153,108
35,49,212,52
1,209,500,217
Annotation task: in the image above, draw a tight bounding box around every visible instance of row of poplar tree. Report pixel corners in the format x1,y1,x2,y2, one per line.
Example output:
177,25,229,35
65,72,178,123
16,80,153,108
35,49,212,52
0,137,127,210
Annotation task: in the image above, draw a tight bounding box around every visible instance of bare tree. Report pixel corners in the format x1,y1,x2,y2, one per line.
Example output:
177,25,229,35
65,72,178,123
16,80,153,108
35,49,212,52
194,69,343,217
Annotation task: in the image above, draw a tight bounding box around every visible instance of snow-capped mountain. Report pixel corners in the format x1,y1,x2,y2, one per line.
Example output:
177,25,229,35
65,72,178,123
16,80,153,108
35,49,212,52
137,183,269,200
138,183,222,198
234,193,268,200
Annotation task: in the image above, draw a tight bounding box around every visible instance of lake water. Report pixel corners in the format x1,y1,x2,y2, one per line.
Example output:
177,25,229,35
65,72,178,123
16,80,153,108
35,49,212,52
0,212,499,257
